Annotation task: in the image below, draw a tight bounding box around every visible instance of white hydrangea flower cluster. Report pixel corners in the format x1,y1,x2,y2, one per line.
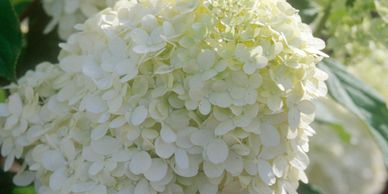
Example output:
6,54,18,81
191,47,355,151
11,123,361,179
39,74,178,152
43,0,116,39
308,98,387,194
1,0,327,193
349,45,388,102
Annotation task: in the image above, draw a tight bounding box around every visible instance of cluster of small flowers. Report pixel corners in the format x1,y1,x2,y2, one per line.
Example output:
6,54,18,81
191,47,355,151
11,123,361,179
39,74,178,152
308,98,387,194
43,0,116,39
349,45,388,102
1,0,327,193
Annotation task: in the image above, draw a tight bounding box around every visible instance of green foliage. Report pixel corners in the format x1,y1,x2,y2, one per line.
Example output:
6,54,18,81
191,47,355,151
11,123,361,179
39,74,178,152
12,0,33,16
287,0,319,23
16,1,60,78
12,186,36,194
0,0,22,81
0,89,5,102
320,59,388,165
329,123,351,143
298,182,323,194
0,170,14,194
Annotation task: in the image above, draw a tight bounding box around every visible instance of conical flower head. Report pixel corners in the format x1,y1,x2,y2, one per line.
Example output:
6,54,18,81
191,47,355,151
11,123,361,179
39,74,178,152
0,0,327,193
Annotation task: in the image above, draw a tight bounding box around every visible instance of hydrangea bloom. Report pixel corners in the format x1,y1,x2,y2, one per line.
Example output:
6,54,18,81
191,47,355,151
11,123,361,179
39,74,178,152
349,46,388,102
308,98,386,194
1,0,327,193
43,0,116,39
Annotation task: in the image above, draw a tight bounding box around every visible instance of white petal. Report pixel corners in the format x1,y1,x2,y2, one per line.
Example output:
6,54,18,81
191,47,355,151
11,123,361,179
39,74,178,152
298,100,315,114
90,185,107,194
89,162,104,175
258,159,276,185
91,136,121,155
267,96,283,112
224,152,243,175
175,149,189,169
72,182,96,192
4,154,14,171
144,158,168,182
209,92,232,108
155,138,176,159
61,139,76,160
112,150,131,162
288,107,301,130
244,160,257,176
134,179,150,194
198,100,211,115
260,124,280,147
163,21,176,38
91,125,109,140
197,49,216,70
82,146,103,162
198,179,218,194
127,127,140,141
130,151,152,174
290,150,309,170
273,157,287,177
206,139,229,164
1,138,13,156
0,103,10,117
215,120,235,136
190,129,212,146
161,125,177,143
82,63,104,79
231,144,251,156
8,94,22,116
115,59,137,76
42,151,66,171
49,169,66,190
203,161,224,178
82,95,107,114
13,171,35,187
299,170,308,183
130,28,149,45
131,105,148,126
133,45,150,54
243,63,256,74
110,117,127,128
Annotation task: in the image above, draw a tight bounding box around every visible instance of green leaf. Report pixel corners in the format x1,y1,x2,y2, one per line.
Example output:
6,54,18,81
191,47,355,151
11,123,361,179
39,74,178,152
15,1,60,78
315,120,351,144
0,89,5,102
319,58,388,165
12,0,33,16
346,0,356,7
0,170,14,194
329,123,351,143
298,182,322,194
0,0,22,81
287,0,319,24
12,186,36,194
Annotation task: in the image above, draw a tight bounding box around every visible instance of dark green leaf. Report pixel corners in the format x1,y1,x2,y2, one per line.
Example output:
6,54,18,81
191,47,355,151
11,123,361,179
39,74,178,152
315,120,352,143
330,123,351,143
0,170,14,194
346,0,356,7
12,186,36,194
298,182,322,194
287,0,319,24
16,1,60,78
0,0,22,81
319,59,388,165
0,89,5,102
12,0,34,17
